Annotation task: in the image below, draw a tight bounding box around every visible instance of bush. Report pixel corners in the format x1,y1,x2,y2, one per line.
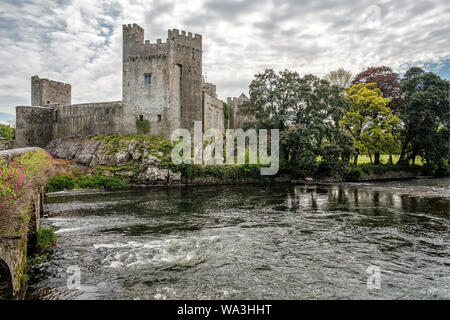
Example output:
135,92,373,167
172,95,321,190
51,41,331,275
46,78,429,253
37,227,56,250
45,174,128,192
76,175,128,189
45,175,75,192
435,159,450,177
344,165,362,180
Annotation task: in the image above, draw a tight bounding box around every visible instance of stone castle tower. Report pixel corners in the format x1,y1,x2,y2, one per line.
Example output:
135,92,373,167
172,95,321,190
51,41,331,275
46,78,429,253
122,24,203,137
15,23,226,148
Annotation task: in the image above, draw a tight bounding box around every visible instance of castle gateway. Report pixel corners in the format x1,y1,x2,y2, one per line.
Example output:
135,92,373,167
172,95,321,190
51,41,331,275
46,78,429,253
15,23,250,148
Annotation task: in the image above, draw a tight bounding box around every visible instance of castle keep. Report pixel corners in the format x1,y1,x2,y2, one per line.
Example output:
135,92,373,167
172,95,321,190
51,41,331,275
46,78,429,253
15,23,249,148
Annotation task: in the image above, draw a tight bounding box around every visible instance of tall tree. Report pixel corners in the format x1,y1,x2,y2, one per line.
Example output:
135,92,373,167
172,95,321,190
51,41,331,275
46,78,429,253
324,68,352,89
241,69,352,174
341,83,401,164
352,66,401,99
399,68,450,165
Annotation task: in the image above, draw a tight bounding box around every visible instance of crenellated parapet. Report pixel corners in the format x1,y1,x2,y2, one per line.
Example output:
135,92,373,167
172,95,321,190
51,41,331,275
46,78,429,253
168,29,202,50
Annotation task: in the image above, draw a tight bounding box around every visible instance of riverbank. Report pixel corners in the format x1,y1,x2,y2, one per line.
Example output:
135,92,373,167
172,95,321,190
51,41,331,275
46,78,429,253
44,135,441,192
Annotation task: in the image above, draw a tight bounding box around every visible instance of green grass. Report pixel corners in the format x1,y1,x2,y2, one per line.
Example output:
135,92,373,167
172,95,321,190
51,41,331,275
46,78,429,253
37,227,56,250
45,174,128,192
350,154,424,165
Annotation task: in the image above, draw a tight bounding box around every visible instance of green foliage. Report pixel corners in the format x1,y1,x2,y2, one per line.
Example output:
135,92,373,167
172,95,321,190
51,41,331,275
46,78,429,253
435,159,450,177
173,163,261,181
0,123,15,140
1,149,53,207
37,228,56,250
93,134,173,166
45,174,128,192
136,117,151,135
399,68,450,166
223,102,230,129
341,82,401,163
240,69,352,177
45,175,75,192
76,175,128,189
324,68,352,88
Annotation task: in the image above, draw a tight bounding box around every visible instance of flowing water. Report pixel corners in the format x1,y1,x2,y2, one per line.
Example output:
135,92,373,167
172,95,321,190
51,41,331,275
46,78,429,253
26,179,449,300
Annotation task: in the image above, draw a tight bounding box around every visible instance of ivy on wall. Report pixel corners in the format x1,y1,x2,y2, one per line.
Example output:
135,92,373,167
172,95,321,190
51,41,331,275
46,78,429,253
223,102,230,130
136,117,150,135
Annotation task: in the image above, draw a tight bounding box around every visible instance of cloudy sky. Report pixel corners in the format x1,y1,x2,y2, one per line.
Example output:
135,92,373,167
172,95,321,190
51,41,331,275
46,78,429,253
0,0,449,115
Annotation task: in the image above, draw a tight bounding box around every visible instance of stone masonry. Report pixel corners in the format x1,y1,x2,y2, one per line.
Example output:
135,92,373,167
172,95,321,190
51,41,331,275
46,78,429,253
15,23,249,148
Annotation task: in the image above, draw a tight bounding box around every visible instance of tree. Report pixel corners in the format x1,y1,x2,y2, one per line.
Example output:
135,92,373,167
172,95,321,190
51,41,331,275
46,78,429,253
324,68,352,89
0,124,15,140
341,83,401,164
399,68,450,165
352,66,401,99
241,69,353,175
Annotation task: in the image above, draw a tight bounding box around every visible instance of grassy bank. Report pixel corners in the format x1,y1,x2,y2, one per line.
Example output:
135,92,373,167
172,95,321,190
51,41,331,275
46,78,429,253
45,174,128,192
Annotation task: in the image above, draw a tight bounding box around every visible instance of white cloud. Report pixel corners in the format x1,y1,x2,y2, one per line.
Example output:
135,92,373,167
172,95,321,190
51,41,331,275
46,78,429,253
0,0,449,115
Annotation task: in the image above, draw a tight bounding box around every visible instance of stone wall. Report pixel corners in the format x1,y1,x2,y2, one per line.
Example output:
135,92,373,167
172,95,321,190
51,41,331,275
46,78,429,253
227,93,251,129
0,148,46,299
15,106,55,148
203,91,224,132
54,101,128,139
31,75,71,106
15,102,134,148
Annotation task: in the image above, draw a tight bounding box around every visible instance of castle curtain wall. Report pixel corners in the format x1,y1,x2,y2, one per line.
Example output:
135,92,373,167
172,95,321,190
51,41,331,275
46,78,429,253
203,92,224,132
54,102,126,139
15,106,55,148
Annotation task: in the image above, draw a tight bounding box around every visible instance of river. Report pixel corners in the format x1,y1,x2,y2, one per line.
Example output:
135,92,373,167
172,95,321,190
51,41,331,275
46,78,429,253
26,178,449,300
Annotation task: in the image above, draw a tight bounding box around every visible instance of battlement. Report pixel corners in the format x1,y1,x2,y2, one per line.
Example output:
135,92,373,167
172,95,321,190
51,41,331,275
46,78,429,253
227,97,239,105
168,29,202,47
31,76,71,90
31,75,71,106
123,23,144,32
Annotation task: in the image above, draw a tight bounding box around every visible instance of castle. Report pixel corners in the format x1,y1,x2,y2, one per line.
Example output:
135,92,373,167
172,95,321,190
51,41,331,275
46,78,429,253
15,23,249,148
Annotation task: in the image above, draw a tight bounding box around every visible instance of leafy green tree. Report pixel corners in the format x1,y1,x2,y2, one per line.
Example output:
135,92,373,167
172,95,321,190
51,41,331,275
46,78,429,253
399,68,450,165
241,69,352,175
0,124,15,140
324,68,352,89
341,83,401,164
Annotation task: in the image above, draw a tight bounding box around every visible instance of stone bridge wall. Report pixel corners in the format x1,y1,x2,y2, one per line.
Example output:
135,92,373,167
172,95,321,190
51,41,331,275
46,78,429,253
0,148,45,299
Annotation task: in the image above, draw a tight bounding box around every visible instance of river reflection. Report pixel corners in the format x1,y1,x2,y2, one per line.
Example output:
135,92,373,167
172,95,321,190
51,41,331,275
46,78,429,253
27,179,449,300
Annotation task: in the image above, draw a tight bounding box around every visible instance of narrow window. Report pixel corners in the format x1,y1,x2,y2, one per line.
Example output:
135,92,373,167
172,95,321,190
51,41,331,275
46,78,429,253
144,73,152,85
192,49,195,59
158,115,162,122
139,114,144,121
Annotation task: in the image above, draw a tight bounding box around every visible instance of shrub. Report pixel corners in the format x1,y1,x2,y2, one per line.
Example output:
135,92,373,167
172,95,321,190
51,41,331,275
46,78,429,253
344,165,362,180
45,175,75,192
434,159,449,177
76,175,128,189
37,227,56,250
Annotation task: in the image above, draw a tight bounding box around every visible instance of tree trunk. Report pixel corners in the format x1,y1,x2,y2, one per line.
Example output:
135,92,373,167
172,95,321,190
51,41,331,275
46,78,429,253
369,154,373,164
353,150,359,165
389,154,393,164
374,152,380,165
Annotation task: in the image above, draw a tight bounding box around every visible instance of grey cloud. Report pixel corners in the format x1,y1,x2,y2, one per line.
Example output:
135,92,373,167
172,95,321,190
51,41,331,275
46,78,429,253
0,0,449,114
